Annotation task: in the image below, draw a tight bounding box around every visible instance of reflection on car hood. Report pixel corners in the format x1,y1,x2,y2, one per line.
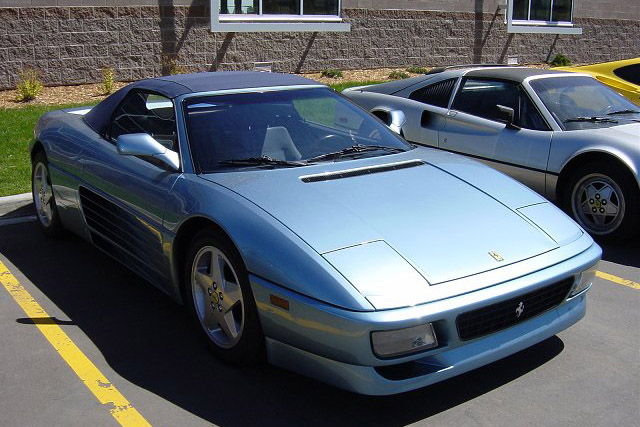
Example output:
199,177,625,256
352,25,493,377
202,149,581,287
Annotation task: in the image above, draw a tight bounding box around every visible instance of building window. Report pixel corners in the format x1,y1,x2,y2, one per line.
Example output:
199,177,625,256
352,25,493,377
506,0,582,34
211,0,350,32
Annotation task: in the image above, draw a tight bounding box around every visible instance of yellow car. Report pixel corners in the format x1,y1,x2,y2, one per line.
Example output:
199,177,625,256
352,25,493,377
554,58,640,105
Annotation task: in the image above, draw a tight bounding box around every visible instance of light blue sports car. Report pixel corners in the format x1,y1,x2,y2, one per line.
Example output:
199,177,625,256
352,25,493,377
31,72,601,395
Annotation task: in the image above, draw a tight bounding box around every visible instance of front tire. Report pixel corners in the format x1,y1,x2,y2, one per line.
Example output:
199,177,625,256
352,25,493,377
184,229,264,365
563,162,639,241
31,151,63,236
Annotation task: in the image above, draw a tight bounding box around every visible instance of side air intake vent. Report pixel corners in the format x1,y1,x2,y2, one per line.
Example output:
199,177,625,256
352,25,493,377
300,160,425,183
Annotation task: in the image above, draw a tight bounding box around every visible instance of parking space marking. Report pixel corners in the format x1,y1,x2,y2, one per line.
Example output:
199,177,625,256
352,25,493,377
596,271,640,290
0,260,153,427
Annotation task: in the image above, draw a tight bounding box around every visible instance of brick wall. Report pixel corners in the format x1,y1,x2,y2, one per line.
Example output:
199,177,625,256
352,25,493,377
0,5,639,90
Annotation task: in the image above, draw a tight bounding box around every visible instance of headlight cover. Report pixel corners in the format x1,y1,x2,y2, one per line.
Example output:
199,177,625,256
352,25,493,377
371,323,438,358
569,264,598,297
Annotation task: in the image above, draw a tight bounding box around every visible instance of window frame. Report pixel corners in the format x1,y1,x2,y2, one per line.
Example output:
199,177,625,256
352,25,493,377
505,0,582,34
210,0,350,32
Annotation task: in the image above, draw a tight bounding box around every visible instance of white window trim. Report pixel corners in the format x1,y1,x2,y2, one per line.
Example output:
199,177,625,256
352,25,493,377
505,0,582,34
210,0,351,32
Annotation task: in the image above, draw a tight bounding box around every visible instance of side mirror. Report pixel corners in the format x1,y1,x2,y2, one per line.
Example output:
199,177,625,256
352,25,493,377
116,133,180,171
388,110,407,135
496,105,520,130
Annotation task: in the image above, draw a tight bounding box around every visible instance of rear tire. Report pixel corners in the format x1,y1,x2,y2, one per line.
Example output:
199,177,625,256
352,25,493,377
184,228,264,365
31,151,63,236
562,162,639,242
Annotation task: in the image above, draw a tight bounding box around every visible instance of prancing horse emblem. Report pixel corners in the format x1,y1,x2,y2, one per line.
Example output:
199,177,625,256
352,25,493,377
489,251,504,262
515,301,525,318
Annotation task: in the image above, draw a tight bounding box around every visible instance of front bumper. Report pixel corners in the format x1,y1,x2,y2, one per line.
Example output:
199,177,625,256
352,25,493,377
249,240,600,395
264,291,585,395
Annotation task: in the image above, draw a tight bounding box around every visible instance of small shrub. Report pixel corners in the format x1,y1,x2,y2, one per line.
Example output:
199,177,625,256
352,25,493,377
101,67,115,95
406,66,428,74
321,68,343,79
388,70,409,80
162,56,186,75
550,54,571,67
15,68,43,102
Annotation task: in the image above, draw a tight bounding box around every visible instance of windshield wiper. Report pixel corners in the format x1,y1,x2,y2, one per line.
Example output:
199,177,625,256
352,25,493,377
306,144,406,163
219,156,307,168
564,116,618,124
606,109,640,115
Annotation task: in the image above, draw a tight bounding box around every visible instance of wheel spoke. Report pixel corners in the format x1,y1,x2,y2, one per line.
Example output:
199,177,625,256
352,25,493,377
219,310,240,339
223,279,242,307
195,270,213,292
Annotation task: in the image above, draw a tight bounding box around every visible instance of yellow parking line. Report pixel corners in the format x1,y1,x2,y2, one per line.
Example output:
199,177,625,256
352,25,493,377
0,260,152,427
596,271,640,290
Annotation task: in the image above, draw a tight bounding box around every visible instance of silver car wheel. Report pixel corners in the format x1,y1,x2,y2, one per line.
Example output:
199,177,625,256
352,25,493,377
32,162,54,227
571,173,625,235
191,246,245,349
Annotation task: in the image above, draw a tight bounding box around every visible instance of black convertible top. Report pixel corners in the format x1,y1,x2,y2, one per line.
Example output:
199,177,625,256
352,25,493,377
84,71,320,134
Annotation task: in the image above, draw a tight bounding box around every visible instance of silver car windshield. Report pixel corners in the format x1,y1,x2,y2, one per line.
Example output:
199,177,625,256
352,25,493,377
183,87,412,172
530,76,640,130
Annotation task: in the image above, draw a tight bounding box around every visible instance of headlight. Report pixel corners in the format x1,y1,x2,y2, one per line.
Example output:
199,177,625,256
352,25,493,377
371,323,438,358
569,264,598,297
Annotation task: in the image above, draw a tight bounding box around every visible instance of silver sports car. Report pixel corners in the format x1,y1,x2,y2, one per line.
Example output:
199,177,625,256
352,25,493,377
31,71,601,395
343,67,640,241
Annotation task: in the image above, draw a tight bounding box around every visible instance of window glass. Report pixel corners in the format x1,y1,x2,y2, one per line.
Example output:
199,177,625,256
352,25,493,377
220,0,258,14
303,0,338,15
409,78,457,108
452,79,520,122
613,64,640,85
183,88,411,173
530,76,640,130
513,0,573,22
530,0,551,21
220,0,339,15
518,90,549,131
108,92,177,151
513,0,529,19
551,0,572,21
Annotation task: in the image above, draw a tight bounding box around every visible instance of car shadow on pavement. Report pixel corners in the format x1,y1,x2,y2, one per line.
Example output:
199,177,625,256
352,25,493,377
0,222,565,427
600,241,640,269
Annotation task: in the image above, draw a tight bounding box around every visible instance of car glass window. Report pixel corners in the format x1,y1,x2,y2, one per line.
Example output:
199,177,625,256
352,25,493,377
108,92,178,151
518,88,550,131
408,78,457,108
530,76,640,130
452,79,519,122
183,88,411,173
613,64,640,85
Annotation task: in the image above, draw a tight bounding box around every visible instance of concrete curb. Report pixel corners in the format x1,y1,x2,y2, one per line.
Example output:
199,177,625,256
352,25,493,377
0,192,34,219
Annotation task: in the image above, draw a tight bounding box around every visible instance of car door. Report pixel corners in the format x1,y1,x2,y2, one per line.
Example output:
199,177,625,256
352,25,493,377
79,91,181,287
405,78,457,147
439,78,553,195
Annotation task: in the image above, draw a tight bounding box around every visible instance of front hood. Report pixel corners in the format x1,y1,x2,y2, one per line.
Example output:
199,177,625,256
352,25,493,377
204,150,582,288
587,122,640,139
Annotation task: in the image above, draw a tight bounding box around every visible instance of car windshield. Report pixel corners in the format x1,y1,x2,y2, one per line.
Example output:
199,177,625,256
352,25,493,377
530,76,640,130
183,87,412,172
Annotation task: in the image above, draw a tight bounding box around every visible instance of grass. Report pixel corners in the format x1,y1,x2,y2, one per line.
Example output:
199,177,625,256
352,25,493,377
0,103,97,197
0,80,383,197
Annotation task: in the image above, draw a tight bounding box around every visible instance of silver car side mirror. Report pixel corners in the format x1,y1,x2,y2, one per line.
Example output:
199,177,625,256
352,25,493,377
496,105,521,130
388,110,407,135
116,133,180,171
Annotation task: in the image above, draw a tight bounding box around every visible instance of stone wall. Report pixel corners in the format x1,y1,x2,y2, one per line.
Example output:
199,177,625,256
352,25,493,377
0,5,639,89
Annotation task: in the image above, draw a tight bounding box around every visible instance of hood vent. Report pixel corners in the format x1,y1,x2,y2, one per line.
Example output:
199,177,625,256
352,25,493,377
300,160,425,183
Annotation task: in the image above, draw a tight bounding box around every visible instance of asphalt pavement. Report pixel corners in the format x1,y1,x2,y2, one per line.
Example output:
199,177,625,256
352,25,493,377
0,195,638,427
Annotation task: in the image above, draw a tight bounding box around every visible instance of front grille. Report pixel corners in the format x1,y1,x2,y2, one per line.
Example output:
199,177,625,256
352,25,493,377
456,278,574,341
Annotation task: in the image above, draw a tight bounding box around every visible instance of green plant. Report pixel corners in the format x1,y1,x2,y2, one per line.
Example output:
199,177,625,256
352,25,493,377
15,68,43,102
162,56,186,75
549,54,571,67
321,68,343,79
388,70,409,80
101,67,115,95
406,66,428,74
